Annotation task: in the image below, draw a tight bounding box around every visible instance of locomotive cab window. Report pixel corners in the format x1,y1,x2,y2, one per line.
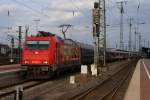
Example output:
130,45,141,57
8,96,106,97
38,41,50,49
26,41,37,49
26,41,50,49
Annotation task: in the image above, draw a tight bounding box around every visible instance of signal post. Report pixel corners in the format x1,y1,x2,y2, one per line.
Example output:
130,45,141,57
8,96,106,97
92,0,107,76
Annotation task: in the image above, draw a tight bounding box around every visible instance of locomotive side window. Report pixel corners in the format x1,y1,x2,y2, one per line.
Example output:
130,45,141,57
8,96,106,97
26,41,50,49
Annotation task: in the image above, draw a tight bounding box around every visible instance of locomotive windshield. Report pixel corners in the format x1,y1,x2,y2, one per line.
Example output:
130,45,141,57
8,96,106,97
26,41,50,49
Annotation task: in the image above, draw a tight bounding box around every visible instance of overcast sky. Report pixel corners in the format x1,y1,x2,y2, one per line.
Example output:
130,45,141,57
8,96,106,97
0,0,149,49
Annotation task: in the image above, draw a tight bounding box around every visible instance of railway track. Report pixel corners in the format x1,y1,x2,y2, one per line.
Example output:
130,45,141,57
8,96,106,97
0,80,48,99
67,61,136,100
0,68,81,99
102,61,136,100
0,60,136,100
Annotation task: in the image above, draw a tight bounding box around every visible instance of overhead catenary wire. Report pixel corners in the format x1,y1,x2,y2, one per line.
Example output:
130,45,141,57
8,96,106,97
70,0,91,20
105,0,123,29
106,6,119,23
1,0,149,45
11,0,51,18
18,0,93,31
66,0,93,32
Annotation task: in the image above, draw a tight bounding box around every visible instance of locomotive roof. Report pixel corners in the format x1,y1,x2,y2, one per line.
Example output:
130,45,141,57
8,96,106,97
37,31,55,37
37,31,62,40
27,31,62,40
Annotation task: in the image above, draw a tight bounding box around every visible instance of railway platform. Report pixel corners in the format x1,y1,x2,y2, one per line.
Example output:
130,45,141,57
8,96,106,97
124,59,150,100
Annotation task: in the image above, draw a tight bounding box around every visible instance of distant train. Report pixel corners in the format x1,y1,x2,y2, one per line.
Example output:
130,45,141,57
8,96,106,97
106,49,138,61
21,31,138,79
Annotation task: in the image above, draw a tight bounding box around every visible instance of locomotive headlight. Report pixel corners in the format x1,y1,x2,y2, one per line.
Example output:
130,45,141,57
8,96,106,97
43,60,48,64
24,60,29,64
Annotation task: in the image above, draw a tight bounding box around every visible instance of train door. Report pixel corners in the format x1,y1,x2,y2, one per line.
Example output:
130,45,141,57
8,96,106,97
55,43,59,65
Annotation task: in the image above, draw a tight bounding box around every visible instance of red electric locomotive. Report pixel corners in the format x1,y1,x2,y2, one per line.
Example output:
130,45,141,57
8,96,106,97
22,31,82,79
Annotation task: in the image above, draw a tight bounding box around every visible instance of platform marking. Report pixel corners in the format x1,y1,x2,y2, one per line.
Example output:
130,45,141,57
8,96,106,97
142,61,150,80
